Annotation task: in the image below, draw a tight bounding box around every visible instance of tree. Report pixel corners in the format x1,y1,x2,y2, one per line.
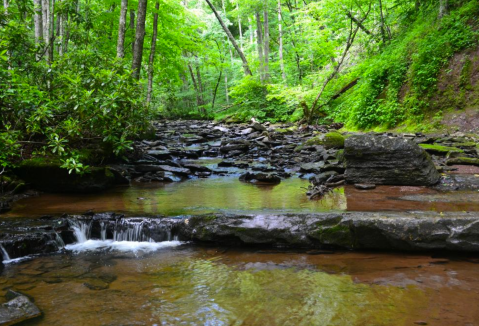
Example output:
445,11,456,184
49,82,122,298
131,0,148,80
278,0,286,82
205,0,252,76
33,0,43,46
263,1,270,81
439,0,449,18
146,1,159,105
117,0,128,58
255,10,264,81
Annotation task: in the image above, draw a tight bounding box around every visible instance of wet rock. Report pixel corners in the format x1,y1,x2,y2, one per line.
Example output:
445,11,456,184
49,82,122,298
354,184,376,190
239,172,281,184
146,150,172,160
310,171,339,186
446,157,479,166
156,165,191,176
0,201,11,214
0,294,41,325
300,162,325,173
83,279,109,290
251,122,267,132
344,135,440,186
182,164,212,172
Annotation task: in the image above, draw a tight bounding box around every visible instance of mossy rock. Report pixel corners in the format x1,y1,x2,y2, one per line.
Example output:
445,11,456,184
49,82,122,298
15,158,115,193
275,126,298,134
446,157,479,166
311,224,354,248
305,132,345,149
419,144,464,155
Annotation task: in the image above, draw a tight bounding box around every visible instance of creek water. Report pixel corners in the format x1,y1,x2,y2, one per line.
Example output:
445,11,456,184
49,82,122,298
3,172,479,325
5,176,479,218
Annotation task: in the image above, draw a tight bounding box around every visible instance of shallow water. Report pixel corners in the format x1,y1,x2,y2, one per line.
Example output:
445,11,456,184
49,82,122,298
1,246,478,326
6,176,479,218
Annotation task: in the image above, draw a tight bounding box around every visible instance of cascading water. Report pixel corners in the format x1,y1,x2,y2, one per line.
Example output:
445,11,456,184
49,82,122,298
0,243,10,261
55,233,65,249
70,219,92,243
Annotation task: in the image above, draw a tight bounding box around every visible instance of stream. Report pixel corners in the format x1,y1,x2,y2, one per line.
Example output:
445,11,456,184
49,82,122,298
2,121,479,325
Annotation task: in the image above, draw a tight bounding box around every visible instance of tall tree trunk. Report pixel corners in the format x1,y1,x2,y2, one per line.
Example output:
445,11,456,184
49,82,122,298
33,0,43,46
58,0,67,56
117,0,128,58
248,17,254,45
205,0,252,76
42,0,50,60
48,0,55,64
237,3,243,52
3,0,8,12
378,0,387,44
131,0,147,80
146,2,159,106
187,63,201,108
278,0,286,82
439,0,448,18
224,74,229,105
129,9,135,54
255,11,264,82
263,3,270,81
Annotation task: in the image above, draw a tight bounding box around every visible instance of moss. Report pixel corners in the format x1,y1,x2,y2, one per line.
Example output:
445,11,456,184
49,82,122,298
460,58,473,89
19,157,62,168
306,132,345,149
419,144,464,155
313,224,353,248
336,149,345,163
294,145,304,152
446,156,479,166
275,126,298,134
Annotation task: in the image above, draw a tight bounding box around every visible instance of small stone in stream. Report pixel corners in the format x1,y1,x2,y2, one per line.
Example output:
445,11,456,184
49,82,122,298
218,160,234,167
195,172,212,178
239,172,281,184
251,122,267,132
155,172,182,182
414,322,428,325
183,164,212,172
220,143,249,153
240,128,254,135
354,184,376,190
300,162,325,173
146,150,172,160
157,165,191,176
83,279,109,290
0,295,42,325
310,171,338,186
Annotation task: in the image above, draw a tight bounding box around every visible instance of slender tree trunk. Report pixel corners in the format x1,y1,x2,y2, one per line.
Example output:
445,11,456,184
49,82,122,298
33,0,43,46
378,0,387,44
131,0,147,80
439,0,448,18
255,11,264,82
278,0,286,82
211,69,222,110
48,0,55,64
237,3,243,52
58,0,67,56
129,9,135,54
3,0,7,12
263,3,270,81
188,63,201,108
205,0,252,76
117,0,128,58
225,74,229,105
248,17,254,45
42,0,50,60
146,2,159,106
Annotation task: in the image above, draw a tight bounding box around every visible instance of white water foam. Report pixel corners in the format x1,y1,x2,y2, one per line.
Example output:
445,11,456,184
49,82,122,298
65,239,183,254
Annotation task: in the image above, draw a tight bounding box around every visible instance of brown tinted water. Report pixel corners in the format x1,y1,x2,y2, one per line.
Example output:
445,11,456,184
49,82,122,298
1,247,478,326
5,177,479,218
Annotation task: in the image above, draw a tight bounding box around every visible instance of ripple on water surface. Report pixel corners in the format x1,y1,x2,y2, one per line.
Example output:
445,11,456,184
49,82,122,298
1,247,479,325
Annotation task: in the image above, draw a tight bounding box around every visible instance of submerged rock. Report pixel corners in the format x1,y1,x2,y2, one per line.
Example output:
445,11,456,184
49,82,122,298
344,135,440,186
239,172,281,184
0,294,41,325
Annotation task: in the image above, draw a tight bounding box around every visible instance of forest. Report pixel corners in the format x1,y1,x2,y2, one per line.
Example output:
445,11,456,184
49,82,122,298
0,0,478,171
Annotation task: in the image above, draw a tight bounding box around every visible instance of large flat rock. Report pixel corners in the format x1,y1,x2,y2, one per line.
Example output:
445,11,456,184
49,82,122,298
344,135,440,186
177,212,479,251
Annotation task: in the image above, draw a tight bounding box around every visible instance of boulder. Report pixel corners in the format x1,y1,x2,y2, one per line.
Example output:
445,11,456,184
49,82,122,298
239,172,281,184
306,132,345,149
344,135,440,186
0,295,41,325
15,158,115,193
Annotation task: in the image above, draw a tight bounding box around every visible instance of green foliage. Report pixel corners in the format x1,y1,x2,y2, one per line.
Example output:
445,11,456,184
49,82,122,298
228,77,297,123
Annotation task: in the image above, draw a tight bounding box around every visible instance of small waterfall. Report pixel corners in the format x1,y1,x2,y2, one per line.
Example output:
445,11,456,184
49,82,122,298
114,220,151,242
0,244,10,261
70,220,92,243
100,221,106,241
55,233,65,249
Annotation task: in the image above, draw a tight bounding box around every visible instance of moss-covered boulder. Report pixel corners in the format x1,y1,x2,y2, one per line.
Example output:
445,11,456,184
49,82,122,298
306,132,345,149
15,158,115,193
446,157,479,166
419,144,464,155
